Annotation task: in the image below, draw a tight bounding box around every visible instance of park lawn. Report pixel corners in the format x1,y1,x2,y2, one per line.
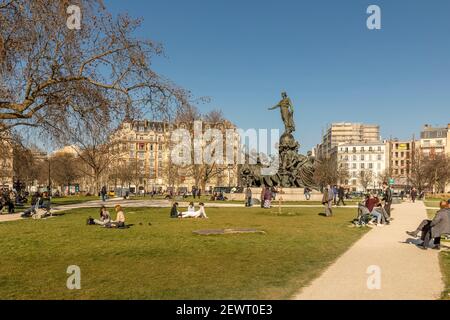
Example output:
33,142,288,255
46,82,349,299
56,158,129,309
440,251,450,300
130,195,361,206
0,206,367,300
424,201,441,208
50,195,100,206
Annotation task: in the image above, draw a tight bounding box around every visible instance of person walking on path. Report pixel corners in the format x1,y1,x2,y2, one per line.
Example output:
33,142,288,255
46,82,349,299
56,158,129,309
382,182,393,219
260,187,265,208
263,187,272,209
245,187,252,207
411,187,418,203
101,186,107,202
337,185,346,206
332,185,338,205
7,190,16,214
322,185,334,217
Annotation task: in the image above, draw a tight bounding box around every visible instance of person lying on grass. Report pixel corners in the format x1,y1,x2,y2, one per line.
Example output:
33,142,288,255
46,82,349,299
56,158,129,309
94,205,111,226
105,204,126,228
179,203,208,219
406,200,450,250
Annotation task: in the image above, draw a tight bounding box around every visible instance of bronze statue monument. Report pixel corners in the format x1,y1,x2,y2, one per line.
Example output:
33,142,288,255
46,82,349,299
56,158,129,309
240,92,316,188
268,91,295,134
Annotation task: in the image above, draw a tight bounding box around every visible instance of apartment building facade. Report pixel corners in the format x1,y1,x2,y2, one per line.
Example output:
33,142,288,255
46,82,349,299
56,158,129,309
0,141,13,189
316,122,380,159
336,141,388,192
109,120,240,193
419,124,450,157
386,139,416,189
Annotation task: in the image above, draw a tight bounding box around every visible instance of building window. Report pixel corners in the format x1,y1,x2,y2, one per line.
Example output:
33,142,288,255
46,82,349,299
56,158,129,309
360,155,365,161
360,163,365,169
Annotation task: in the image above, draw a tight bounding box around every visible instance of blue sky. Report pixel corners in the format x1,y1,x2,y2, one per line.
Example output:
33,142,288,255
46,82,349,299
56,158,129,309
106,0,450,152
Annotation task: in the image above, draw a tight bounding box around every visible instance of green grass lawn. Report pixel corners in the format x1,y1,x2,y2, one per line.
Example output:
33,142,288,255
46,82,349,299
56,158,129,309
424,201,441,208
0,206,366,300
440,251,450,300
50,195,100,206
130,195,361,206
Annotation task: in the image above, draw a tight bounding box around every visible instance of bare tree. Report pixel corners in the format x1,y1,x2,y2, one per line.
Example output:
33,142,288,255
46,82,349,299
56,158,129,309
377,168,392,186
0,0,191,133
12,144,39,188
50,153,81,195
359,169,373,191
337,164,350,186
409,153,436,192
313,157,339,189
426,154,450,193
171,107,233,191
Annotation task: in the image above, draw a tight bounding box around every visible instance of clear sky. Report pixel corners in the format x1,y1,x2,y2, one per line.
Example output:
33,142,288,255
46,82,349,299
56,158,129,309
106,0,450,152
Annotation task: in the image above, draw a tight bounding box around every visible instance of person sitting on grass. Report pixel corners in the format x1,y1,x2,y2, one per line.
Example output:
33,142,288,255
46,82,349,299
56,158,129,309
94,206,111,226
106,204,126,228
406,200,450,250
170,202,180,218
180,203,208,219
21,192,41,218
187,202,195,212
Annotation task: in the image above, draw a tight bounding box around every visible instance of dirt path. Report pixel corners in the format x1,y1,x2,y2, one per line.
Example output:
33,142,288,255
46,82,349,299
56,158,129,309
293,201,444,300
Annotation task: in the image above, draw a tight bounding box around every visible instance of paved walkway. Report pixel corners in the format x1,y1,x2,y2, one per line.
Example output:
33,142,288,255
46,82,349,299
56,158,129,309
293,201,444,300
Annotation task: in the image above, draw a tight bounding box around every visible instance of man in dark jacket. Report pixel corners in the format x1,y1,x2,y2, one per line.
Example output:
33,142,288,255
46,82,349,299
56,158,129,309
407,201,450,249
101,186,107,202
245,187,252,207
382,182,393,219
337,185,346,206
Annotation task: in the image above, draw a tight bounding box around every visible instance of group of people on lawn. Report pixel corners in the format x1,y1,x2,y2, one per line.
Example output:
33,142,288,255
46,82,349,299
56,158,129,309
88,201,209,229
90,205,126,228
170,202,208,219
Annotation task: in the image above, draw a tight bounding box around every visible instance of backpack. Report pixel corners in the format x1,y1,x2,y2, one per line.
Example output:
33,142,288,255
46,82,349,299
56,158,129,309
86,217,95,225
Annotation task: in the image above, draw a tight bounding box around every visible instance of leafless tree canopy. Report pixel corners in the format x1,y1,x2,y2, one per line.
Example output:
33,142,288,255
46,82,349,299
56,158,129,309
0,0,191,133
313,157,349,188
359,169,374,191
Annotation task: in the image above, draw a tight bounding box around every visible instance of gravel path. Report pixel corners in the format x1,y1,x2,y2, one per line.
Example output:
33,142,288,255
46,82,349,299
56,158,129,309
293,201,444,300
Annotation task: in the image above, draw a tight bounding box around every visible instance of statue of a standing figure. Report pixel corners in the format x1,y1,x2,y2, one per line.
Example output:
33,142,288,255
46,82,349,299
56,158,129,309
268,91,295,134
